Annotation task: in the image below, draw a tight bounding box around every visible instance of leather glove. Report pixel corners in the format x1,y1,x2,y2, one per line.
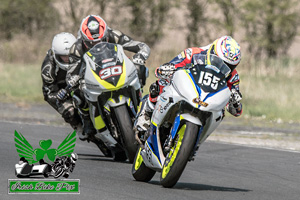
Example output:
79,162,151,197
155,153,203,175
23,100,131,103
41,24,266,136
67,75,80,88
132,53,146,65
155,63,176,79
226,88,243,116
57,89,68,101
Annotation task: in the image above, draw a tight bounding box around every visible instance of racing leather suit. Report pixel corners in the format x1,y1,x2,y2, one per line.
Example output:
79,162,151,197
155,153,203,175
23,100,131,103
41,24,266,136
41,50,81,128
134,46,242,133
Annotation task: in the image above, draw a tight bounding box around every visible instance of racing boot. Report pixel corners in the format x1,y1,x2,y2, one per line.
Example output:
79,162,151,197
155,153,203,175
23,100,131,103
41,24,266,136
76,102,96,141
134,95,154,144
80,114,97,141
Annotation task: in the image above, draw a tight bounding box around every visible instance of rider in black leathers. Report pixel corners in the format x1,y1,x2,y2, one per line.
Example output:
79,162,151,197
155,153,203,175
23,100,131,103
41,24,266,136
41,32,82,133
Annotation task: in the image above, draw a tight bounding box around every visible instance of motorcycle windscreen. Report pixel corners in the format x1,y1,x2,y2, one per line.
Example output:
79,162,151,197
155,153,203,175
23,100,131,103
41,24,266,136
191,54,231,93
86,42,125,87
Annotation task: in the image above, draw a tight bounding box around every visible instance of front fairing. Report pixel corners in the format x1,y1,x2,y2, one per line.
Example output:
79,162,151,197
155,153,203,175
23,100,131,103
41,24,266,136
172,54,232,112
82,43,140,102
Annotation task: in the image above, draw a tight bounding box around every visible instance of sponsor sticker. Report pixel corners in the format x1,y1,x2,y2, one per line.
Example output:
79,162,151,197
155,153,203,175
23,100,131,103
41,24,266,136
192,98,208,107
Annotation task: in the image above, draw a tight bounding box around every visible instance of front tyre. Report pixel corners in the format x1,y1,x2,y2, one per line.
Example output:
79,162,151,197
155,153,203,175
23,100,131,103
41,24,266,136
160,121,199,188
113,104,138,163
132,147,156,182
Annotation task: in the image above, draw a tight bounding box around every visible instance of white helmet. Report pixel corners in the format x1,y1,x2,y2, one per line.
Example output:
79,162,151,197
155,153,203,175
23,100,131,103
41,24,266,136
51,32,76,71
70,153,78,162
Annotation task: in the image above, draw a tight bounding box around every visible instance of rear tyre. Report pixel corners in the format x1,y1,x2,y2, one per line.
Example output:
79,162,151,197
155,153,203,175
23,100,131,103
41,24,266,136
113,105,138,163
132,147,156,182
113,150,128,162
160,121,199,188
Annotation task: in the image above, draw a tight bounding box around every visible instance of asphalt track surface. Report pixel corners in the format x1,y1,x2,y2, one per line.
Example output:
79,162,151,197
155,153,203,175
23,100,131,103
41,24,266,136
0,120,299,200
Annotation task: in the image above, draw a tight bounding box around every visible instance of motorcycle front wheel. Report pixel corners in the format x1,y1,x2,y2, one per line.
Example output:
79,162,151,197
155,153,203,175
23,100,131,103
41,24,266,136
132,146,156,182
160,121,199,188
113,104,138,163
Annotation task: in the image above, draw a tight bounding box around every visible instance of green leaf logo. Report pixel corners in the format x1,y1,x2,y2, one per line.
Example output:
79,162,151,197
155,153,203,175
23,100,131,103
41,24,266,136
39,139,52,150
46,149,58,162
14,131,77,164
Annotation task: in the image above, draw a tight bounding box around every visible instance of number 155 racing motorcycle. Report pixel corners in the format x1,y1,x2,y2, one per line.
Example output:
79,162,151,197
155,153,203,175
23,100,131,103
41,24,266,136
132,54,232,187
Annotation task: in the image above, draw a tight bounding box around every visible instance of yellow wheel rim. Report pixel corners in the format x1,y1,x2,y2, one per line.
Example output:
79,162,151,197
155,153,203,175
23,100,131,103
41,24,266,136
161,124,186,179
134,147,143,171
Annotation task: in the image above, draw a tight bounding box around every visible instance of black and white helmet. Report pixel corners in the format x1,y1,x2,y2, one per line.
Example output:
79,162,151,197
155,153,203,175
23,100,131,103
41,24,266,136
70,153,78,163
51,32,76,71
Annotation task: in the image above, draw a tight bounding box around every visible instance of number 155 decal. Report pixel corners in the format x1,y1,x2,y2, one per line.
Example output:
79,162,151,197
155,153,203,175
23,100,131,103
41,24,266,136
198,71,220,90
99,66,123,80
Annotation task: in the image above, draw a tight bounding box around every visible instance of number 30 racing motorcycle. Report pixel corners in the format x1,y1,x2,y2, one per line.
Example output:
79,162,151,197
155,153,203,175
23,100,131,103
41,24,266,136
132,54,232,187
78,42,141,163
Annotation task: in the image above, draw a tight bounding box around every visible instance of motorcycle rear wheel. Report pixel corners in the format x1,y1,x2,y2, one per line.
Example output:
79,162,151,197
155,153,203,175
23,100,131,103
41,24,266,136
132,147,156,182
160,121,199,188
113,104,138,163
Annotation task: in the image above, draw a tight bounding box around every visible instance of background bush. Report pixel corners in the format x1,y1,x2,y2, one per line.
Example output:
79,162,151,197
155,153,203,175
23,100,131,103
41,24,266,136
0,0,299,123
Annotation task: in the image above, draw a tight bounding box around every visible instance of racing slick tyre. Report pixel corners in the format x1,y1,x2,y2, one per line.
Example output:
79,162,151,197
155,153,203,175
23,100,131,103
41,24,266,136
113,150,128,162
113,104,138,163
132,147,156,182
160,121,199,188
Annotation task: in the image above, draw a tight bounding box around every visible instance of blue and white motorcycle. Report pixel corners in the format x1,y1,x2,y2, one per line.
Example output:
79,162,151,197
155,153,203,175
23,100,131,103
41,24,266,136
132,54,232,187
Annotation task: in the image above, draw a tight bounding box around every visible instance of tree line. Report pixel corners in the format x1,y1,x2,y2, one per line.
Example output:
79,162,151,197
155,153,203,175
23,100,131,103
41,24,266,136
0,0,299,59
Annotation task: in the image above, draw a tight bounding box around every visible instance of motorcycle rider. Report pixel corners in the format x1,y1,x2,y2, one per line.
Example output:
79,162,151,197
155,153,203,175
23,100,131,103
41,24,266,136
61,15,151,139
134,36,243,139
51,153,78,178
41,32,83,135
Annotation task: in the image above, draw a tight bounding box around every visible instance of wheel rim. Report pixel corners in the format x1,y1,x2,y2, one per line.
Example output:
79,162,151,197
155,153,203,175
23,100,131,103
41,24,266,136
134,147,143,171
161,124,186,179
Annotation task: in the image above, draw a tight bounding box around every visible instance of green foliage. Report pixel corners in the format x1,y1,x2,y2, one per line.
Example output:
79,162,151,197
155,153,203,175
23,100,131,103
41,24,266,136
240,0,300,58
0,0,59,40
0,63,43,103
239,56,300,122
209,0,236,36
186,0,210,46
126,0,171,46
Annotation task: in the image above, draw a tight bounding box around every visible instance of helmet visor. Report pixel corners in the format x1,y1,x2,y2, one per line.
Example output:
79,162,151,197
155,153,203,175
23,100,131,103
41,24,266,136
55,55,69,64
83,36,108,49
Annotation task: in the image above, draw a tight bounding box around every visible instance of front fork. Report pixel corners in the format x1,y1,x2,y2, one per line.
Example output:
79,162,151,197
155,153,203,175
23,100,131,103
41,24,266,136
163,115,203,161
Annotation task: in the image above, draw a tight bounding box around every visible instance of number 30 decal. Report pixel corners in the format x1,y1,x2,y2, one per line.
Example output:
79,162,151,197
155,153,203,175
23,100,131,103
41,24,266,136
99,66,123,80
198,71,220,90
